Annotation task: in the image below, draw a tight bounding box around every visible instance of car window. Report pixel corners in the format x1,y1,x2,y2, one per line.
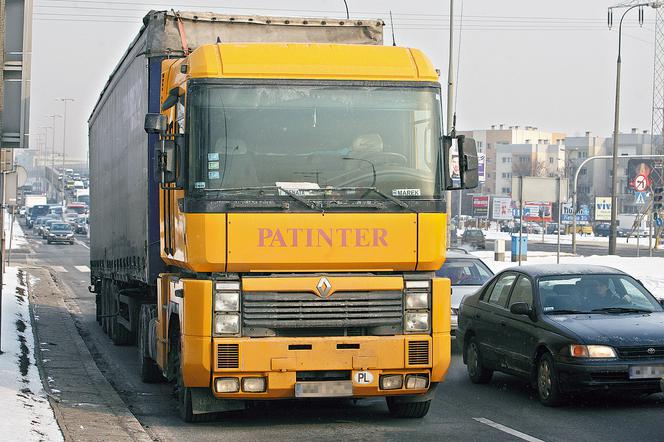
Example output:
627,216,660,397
436,258,493,286
486,273,517,308
509,276,533,307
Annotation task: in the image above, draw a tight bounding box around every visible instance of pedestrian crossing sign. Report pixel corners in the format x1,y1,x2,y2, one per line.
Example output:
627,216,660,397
635,192,647,205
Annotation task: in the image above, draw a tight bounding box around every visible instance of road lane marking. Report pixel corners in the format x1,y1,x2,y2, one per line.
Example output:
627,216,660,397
76,240,90,250
51,266,68,273
473,418,545,442
75,266,90,273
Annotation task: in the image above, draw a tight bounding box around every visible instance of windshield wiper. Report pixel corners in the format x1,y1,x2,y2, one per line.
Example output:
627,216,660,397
547,309,591,315
198,186,323,212
591,307,653,314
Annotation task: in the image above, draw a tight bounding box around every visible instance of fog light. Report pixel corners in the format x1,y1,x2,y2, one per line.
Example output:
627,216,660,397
215,377,239,393
242,377,267,393
405,312,429,332
379,374,403,390
405,375,429,390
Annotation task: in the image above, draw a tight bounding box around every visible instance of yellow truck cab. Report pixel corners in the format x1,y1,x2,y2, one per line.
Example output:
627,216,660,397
89,11,478,422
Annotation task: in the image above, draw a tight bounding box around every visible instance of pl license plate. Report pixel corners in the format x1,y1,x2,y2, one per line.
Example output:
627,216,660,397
629,365,664,379
294,381,353,398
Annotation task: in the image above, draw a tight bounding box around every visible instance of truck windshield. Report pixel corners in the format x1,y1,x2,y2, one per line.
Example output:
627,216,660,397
188,83,442,200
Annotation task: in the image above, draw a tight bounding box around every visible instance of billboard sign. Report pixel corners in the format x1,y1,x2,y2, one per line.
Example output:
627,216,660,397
561,203,590,224
513,202,553,222
473,196,490,218
595,197,612,221
478,154,486,183
492,197,512,220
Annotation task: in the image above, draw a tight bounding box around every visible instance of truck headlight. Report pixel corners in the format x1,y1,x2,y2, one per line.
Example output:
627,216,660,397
215,292,240,312
405,312,429,332
215,377,240,393
214,314,239,335
570,344,617,358
405,292,429,310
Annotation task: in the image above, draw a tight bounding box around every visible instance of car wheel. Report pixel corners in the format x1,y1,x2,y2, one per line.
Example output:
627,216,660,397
466,337,493,384
46,240,51,244
537,352,565,406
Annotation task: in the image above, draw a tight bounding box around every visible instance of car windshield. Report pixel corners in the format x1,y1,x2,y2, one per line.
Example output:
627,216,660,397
437,258,493,286
538,274,662,314
465,230,483,237
51,224,71,231
187,83,442,202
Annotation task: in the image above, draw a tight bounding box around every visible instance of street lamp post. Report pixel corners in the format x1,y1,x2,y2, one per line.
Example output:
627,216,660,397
608,2,662,255
57,98,75,202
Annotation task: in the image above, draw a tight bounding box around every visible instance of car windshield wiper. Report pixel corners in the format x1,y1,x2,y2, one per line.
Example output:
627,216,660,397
317,186,415,212
198,186,322,212
591,307,653,314
546,309,591,315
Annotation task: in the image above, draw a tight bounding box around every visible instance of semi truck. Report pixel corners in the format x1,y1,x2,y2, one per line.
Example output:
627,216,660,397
89,10,477,422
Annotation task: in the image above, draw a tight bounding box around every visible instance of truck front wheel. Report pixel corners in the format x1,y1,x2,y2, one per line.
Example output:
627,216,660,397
386,397,431,418
138,304,163,383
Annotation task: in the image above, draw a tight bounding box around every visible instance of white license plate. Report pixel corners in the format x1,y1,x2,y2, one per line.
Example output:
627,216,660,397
295,381,353,398
629,365,664,379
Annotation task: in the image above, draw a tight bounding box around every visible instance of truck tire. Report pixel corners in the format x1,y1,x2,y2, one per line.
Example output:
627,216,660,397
138,304,163,383
171,325,213,423
386,397,431,418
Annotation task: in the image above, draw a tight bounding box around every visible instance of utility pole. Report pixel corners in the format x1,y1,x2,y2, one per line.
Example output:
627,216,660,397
45,114,61,197
446,0,455,246
57,98,75,202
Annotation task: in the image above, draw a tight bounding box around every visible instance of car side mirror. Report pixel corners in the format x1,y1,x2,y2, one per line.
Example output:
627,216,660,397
144,113,167,134
443,135,479,190
510,302,533,316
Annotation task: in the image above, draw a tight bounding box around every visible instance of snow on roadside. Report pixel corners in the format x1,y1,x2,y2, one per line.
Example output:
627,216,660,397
4,211,28,251
473,251,664,300
0,268,62,441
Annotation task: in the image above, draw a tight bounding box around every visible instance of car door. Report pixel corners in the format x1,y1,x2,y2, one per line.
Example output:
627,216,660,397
475,272,518,366
497,275,537,375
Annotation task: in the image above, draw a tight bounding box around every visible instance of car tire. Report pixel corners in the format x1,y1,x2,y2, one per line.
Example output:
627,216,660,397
70,241,74,245
466,337,493,384
536,352,565,407
386,397,431,418
46,240,51,244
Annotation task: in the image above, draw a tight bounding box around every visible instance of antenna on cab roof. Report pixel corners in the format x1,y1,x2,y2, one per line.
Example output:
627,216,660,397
389,11,397,46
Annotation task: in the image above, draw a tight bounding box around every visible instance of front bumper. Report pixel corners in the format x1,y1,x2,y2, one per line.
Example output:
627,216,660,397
557,358,664,393
198,334,448,400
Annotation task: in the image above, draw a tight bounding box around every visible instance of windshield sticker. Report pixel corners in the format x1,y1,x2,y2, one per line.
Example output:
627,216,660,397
208,171,220,180
543,306,554,312
276,181,321,196
208,161,220,170
208,152,220,161
194,181,206,189
392,188,421,197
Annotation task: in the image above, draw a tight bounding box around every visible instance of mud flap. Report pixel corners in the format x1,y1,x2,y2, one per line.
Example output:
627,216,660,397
191,388,247,414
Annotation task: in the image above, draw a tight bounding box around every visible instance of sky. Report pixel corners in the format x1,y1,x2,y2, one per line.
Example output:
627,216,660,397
29,0,660,161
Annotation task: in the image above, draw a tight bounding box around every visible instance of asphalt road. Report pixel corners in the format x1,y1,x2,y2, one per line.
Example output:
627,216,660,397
18,225,664,442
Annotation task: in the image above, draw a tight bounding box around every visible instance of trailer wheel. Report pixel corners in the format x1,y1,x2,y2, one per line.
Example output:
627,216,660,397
138,304,163,383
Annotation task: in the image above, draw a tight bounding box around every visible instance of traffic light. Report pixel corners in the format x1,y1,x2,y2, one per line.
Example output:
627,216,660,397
655,186,664,212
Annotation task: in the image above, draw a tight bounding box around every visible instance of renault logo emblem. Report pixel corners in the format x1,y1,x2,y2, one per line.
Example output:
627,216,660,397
647,347,656,355
316,277,332,298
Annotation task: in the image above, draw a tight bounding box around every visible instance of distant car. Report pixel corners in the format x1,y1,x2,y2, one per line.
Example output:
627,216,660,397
46,223,75,245
594,223,610,237
546,223,559,235
73,216,88,234
461,229,486,249
437,251,494,335
34,216,52,235
42,219,60,239
458,264,664,406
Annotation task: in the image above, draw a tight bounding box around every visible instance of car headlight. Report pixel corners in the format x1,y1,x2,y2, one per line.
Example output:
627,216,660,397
215,292,240,312
405,312,429,332
570,344,617,359
405,292,428,310
214,313,239,335
48,234,55,238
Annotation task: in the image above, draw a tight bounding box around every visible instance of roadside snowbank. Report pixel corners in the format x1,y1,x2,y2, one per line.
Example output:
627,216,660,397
0,268,62,441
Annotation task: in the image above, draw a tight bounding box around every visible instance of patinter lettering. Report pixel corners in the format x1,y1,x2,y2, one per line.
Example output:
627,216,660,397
258,228,388,248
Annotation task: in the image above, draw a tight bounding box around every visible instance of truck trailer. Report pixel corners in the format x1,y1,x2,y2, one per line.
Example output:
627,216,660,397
89,10,477,422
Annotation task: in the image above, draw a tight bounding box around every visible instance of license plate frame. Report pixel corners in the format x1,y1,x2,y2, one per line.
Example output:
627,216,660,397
628,365,664,379
294,380,354,398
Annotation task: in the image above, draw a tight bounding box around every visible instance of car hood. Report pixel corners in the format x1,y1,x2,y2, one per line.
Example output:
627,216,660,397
451,285,483,309
549,312,664,346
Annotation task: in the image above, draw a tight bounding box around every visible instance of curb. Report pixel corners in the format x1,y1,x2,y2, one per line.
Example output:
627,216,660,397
26,266,152,442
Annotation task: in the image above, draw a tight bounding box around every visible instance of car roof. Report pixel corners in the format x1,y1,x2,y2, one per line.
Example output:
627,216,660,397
500,264,624,278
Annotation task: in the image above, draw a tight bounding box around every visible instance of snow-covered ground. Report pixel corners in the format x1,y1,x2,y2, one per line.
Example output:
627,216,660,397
473,251,664,300
0,267,62,441
4,212,29,251
483,230,655,247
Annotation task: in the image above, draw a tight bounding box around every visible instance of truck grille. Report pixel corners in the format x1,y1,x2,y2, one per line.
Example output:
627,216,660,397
408,341,430,365
617,345,664,360
217,344,239,369
242,291,402,336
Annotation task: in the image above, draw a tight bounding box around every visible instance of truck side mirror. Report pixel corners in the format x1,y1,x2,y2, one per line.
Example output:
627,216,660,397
158,134,187,188
442,135,479,190
144,113,167,134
